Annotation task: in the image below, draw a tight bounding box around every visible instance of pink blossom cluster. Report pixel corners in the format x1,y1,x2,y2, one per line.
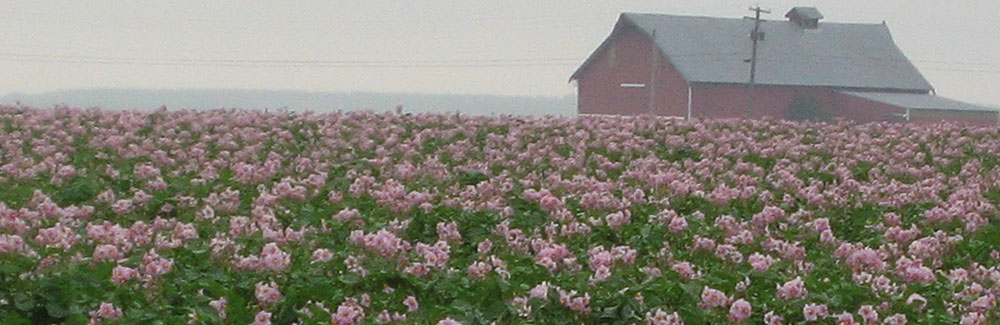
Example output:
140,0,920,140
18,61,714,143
2,107,1000,323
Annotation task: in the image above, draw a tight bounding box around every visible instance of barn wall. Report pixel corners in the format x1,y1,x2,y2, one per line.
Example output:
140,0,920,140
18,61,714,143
910,109,999,126
825,91,908,122
688,85,907,122
688,84,795,119
576,25,688,117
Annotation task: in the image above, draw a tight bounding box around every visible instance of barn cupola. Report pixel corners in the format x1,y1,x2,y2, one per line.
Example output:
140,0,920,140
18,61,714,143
785,7,823,29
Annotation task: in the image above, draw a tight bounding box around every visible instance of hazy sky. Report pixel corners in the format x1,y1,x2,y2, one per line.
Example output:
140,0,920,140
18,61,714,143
3,1,999,105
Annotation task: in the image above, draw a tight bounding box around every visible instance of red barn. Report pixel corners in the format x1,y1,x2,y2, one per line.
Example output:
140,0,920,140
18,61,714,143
570,7,998,125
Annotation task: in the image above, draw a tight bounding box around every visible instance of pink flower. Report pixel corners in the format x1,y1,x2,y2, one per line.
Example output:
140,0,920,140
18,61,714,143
91,302,122,320
437,317,461,325
803,303,828,321
332,298,365,325
259,242,291,271
435,221,462,242
311,248,333,263
900,265,936,283
332,208,360,222
111,265,138,284
752,206,785,227
209,298,227,320
764,310,784,325
776,277,808,301
748,253,777,272
111,199,133,216
645,308,684,324
466,261,492,279
477,239,493,254
668,215,688,233
93,244,123,262
403,296,419,312
511,296,530,317
252,310,272,325
858,305,878,324
883,314,907,325
671,261,698,279
641,266,662,278
605,211,630,229
376,310,392,323
254,282,282,306
728,299,752,323
961,312,986,325
561,291,591,314
835,313,857,325
530,282,550,300
141,249,174,277
845,247,884,271
905,293,927,311
699,286,729,309
969,295,996,313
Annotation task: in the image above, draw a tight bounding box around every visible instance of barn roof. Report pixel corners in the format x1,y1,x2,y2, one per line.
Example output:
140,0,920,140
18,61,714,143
572,12,934,92
840,91,998,112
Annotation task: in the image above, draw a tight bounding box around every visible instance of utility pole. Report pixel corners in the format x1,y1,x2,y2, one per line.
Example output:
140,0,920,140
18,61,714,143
648,29,657,115
746,5,769,118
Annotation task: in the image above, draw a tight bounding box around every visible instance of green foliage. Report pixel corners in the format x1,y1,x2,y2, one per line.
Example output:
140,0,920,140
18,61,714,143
456,171,489,187
653,146,701,163
52,177,99,206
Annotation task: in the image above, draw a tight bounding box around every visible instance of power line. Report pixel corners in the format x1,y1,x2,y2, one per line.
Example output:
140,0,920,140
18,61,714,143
914,59,996,66
0,50,997,72
0,52,582,68
920,67,1000,74
0,9,609,29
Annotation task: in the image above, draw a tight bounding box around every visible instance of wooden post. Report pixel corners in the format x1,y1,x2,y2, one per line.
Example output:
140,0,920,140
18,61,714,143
687,85,693,120
648,30,658,115
747,6,770,118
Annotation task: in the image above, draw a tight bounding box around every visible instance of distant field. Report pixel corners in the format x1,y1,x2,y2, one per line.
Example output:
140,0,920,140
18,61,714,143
0,89,577,117
0,106,998,324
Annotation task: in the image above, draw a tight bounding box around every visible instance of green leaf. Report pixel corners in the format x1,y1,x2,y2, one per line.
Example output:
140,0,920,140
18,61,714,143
680,282,702,299
45,300,69,318
0,312,30,325
13,293,34,311
339,273,362,285
600,305,620,319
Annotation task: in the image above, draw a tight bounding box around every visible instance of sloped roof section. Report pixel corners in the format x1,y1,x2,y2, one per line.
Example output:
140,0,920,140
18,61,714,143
604,13,934,91
840,91,998,112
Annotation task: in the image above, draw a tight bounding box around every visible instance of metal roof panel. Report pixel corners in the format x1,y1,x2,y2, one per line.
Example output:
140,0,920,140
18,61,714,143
840,91,997,111
618,13,934,91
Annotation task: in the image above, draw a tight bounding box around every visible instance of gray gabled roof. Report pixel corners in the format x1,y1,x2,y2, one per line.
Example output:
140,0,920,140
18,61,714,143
840,91,997,112
572,13,934,92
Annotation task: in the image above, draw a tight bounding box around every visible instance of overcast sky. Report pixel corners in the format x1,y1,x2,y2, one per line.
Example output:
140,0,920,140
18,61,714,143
2,1,999,105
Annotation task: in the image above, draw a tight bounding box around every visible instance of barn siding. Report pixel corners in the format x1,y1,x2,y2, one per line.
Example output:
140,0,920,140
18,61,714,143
689,84,796,119
577,25,688,117
826,90,908,122
688,85,904,122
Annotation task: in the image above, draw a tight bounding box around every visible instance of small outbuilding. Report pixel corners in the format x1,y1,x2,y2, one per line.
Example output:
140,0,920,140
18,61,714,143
570,7,998,125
